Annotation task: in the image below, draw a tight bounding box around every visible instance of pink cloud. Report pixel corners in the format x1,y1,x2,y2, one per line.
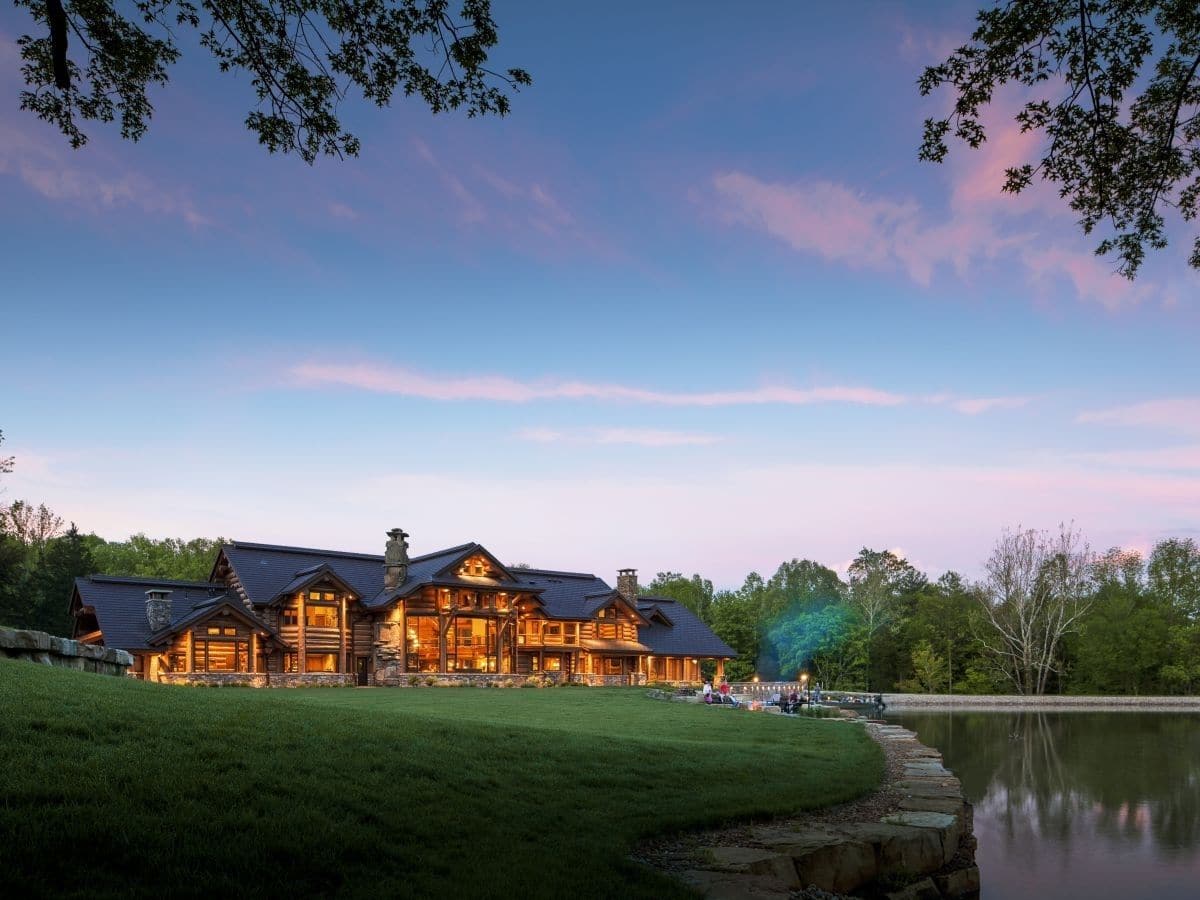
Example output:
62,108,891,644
710,85,1157,309
1074,446,1200,470
517,427,721,447
0,67,211,228
1022,247,1150,311
290,360,907,407
406,139,617,259
288,360,1029,418
711,167,1149,308
1077,398,1200,434
712,172,932,280
931,395,1031,415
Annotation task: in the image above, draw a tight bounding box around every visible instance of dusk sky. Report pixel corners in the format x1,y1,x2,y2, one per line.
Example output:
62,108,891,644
2,2,1197,587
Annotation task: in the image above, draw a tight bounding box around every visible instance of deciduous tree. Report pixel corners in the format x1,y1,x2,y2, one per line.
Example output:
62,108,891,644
977,523,1094,694
847,548,924,690
14,0,531,160
921,1,1200,277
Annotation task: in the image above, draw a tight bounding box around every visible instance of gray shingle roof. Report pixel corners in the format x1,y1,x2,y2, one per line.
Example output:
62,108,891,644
219,540,475,608
637,597,737,657
74,576,239,650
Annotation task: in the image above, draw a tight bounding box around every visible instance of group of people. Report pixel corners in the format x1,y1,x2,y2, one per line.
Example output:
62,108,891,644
772,689,808,714
701,678,740,708
700,679,826,714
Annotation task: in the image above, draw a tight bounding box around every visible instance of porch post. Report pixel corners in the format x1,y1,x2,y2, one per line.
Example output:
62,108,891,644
438,611,450,673
250,632,258,673
186,630,195,673
339,596,348,673
297,592,307,672
716,658,725,680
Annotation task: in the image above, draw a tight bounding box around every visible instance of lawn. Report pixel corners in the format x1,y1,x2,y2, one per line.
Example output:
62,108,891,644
0,660,883,898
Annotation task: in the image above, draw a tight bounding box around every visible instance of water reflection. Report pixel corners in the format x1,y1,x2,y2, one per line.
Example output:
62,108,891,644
887,710,1200,899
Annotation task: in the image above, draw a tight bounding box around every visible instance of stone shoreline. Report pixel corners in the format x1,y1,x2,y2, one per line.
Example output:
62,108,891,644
884,692,1200,708
634,716,979,899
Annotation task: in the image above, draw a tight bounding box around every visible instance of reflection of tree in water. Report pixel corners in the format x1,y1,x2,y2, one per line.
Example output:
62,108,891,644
895,712,1200,862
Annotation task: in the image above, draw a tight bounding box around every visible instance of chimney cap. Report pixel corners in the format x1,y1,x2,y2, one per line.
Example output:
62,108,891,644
618,568,637,576
145,588,173,599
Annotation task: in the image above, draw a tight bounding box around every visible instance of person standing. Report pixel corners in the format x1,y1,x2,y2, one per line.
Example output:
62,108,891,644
703,679,714,703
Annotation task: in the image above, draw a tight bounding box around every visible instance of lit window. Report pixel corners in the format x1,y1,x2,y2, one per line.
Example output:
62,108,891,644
305,605,339,628
305,653,337,673
282,609,298,626
308,591,322,600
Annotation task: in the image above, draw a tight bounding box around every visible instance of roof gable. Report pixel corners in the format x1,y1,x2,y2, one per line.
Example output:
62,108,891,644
148,597,276,645
433,544,523,584
270,564,360,603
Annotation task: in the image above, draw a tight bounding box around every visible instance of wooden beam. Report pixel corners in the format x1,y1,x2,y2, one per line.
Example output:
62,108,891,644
250,631,258,674
186,630,195,673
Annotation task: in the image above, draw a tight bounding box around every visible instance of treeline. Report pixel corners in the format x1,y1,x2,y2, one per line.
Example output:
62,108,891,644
0,500,223,634
645,526,1200,696
1,433,1196,696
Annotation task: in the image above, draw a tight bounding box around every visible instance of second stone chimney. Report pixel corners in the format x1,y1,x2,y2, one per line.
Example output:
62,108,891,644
384,527,410,591
616,568,638,605
145,589,172,633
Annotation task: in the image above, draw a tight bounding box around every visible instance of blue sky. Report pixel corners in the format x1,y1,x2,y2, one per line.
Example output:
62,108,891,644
2,2,1197,586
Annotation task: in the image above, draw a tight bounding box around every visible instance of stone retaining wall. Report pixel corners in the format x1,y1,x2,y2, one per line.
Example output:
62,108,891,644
885,692,1200,708
648,715,980,899
0,627,132,676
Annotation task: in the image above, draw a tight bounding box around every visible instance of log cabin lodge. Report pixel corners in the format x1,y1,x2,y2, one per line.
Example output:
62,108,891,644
69,529,735,686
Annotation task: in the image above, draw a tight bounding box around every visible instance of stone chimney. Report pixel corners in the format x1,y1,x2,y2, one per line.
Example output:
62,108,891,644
383,527,410,592
145,589,172,633
616,568,638,605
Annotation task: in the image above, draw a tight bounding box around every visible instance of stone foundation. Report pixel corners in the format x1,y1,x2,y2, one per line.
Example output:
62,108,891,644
158,672,355,688
374,672,549,687
0,627,132,676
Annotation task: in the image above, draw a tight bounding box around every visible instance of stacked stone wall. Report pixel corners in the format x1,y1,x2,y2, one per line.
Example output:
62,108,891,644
0,627,132,676
158,672,354,688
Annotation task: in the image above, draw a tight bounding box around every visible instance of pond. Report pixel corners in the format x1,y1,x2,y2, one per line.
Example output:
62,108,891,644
885,709,1200,899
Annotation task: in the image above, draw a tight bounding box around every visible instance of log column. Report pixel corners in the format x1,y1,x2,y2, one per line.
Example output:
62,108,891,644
297,592,306,673
339,596,348,673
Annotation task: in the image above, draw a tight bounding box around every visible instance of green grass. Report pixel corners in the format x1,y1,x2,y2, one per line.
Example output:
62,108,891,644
0,659,883,898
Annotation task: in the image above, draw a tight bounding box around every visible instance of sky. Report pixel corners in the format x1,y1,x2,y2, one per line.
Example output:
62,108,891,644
1,2,1198,588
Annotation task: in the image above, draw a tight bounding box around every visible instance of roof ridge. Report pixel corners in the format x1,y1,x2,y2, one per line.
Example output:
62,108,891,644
225,540,476,564
520,567,599,579
82,575,227,589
